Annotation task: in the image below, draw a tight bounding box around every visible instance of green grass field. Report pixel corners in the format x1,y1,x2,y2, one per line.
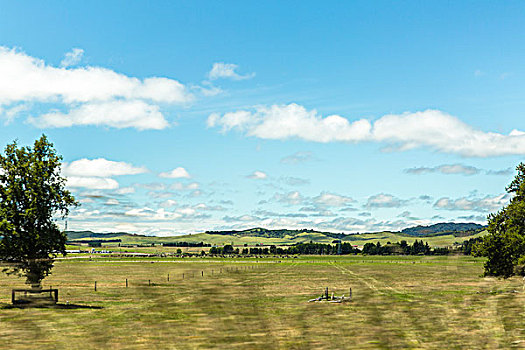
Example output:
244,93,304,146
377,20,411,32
68,230,487,248
0,255,523,349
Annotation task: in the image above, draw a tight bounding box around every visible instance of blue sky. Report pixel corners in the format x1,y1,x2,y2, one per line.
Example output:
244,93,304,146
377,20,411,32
1,1,524,235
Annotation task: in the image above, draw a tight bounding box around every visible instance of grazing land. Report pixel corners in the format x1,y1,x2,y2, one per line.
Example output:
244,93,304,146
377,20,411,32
66,225,487,248
0,255,523,349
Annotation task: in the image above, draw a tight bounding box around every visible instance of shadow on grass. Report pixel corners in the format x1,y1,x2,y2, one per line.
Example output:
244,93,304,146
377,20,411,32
0,302,103,310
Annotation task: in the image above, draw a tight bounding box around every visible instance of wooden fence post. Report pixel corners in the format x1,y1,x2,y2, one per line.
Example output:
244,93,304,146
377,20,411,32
126,279,128,288
95,281,97,292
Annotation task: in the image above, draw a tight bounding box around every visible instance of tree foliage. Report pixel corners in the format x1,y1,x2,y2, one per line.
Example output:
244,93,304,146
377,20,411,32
474,163,525,277
0,135,77,287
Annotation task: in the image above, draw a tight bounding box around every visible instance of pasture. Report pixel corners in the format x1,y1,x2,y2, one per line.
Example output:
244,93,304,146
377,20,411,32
0,255,523,349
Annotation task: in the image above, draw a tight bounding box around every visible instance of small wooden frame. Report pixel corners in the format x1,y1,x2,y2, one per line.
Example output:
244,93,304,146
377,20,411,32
308,287,352,303
12,288,58,305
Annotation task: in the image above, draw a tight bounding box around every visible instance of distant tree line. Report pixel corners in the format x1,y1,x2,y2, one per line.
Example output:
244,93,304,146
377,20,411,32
209,242,360,256
206,239,482,257
162,241,211,247
69,239,122,244
361,240,451,256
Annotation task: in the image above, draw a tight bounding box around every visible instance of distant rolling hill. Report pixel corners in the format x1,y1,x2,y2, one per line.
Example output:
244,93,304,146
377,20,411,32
66,222,487,248
401,222,485,237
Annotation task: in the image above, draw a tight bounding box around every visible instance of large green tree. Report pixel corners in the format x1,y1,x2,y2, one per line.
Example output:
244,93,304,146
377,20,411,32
0,135,77,289
474,163,525,277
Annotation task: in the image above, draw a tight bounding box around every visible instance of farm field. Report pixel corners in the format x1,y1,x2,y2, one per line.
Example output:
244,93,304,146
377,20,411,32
66,229,487,248
0,255,523,349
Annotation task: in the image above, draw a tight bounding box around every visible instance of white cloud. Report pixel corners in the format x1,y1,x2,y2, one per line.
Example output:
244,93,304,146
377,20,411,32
0,46,193,129
313,192,354,207
186,182,199,190
406,164,513,176
247,171,267,179
115,186,135,195
1,103,28,124
124,205,211,221
208,103,370,142
273,191,304,205
30,100,169,130
433,193,510,212
159,167,191,179
405,164,481,176
105,198,119,205
66,176,119,190
63,158,148,177
159,199,178,208
60,48,84,67
194,81,223,97
280,176,310,186
170,182,199,190
208,103,525,157
366,193,408,209
207,62,255,81
0,47,192,104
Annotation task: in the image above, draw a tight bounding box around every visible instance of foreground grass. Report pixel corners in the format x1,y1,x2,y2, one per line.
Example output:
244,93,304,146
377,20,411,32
0,255,523,349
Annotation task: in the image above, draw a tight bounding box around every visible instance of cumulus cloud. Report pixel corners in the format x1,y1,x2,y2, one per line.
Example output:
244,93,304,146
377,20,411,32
280,176,310,186
207,62,255,81
208,103,525,157
159,199,178,208
60,48,84,67
66,176,119,190
170,182,199,190
0,46,193,129
115,187,135,195
366,193,408,209
125,206,210,221
406,164,513,176
433,193,511,212
208,103,370,142
30,100,169,130
159,167,191,179
246,171,267,180
63,158,147,177
105,198,119,206
273,191,304,206
405,164,481,176
313,192,354,207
